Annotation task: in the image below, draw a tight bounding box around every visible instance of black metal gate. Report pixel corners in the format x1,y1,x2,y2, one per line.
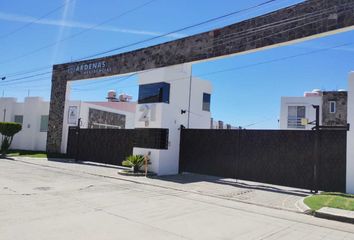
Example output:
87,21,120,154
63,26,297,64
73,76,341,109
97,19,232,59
67,127,168,166
179,129,346,192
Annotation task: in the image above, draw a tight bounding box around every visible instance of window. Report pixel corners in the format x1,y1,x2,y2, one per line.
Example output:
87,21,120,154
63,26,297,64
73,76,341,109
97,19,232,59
14,115,23,125
287,106,305,129
202,93,211,111
40,115,49,132
329,101,336,113
138,82,170,104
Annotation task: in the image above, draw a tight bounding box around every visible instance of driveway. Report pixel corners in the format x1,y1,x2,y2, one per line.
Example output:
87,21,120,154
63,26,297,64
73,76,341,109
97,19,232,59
1,157,353,240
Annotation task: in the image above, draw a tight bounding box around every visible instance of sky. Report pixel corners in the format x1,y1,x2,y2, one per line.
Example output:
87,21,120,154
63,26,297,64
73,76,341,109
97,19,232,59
1,0,354,129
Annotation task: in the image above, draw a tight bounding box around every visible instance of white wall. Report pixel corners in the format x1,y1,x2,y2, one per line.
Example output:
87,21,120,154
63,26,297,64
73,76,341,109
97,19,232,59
347,72,354,193
0,96,135,153
0,97,49,151
280,96,322,130
133,64,212,175
61,101,136,153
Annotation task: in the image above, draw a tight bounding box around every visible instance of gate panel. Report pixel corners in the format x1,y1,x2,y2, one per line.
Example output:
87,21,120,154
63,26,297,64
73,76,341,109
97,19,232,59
180,130,238,178
318,130,347,192
238,130,315,190
67,128,169,166
179,129,346,192
77,129,135,165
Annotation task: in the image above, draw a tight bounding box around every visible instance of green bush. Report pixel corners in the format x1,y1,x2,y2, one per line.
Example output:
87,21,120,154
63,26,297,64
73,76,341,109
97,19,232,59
0,122,22,157
122,155,148,173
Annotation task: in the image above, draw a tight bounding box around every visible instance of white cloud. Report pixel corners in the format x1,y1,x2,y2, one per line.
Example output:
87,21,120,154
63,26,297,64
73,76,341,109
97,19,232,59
0,11,185,39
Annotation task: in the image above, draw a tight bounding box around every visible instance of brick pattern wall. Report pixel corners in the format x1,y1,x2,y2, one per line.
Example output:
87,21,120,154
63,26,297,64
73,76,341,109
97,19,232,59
322,91,348,126
87,108,126,129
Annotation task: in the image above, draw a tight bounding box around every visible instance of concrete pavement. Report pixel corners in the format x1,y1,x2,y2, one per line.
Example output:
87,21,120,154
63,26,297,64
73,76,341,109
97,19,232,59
0,157,353,240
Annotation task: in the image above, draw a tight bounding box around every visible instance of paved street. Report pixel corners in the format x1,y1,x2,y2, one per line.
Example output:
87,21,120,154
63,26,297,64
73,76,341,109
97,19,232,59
1,158,353,240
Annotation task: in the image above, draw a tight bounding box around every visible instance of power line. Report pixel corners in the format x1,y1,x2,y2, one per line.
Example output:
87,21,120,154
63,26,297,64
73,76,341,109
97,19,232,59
0,0,75,40
70,40,354,93
76,0,279,60
2,0,351,84
0,0,278,67
2,0,345,83
0,0,158,66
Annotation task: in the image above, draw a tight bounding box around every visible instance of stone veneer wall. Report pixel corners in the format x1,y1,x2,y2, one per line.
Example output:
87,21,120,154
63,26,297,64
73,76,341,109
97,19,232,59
87,108,126,129
47,0,354,152
322,91,348,126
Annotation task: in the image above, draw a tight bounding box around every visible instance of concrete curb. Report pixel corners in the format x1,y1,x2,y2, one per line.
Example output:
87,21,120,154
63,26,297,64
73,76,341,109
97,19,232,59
314,207,354,224
295,198,312,214
297,196,354,224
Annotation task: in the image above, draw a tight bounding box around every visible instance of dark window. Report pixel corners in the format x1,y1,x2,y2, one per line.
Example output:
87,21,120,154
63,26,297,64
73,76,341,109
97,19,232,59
329,101,336,113
202,93,211,111
138,82,170,104
40,115,49,132
14,115,23,125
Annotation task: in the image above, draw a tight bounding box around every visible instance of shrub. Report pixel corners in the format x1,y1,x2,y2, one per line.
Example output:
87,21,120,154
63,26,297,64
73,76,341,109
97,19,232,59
0,122,22,157
122,155,147,173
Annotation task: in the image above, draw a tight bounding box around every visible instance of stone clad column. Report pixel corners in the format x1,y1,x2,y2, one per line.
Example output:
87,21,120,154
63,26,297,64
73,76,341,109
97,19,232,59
47,70,68,153
347,72,354,193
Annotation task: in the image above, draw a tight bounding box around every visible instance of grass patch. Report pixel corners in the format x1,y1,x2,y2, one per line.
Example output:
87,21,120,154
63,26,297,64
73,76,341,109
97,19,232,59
6,149,68,159
304,192,354,211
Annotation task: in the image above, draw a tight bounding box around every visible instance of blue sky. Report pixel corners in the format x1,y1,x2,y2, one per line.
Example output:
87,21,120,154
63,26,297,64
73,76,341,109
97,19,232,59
1,0,354,129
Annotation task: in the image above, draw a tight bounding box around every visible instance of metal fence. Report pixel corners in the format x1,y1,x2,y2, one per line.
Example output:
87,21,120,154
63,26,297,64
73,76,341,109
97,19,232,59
67,127,169,166
179,129,346,192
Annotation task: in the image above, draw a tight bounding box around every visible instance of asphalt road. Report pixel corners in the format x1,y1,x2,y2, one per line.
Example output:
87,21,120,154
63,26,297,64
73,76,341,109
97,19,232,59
0,158,353,240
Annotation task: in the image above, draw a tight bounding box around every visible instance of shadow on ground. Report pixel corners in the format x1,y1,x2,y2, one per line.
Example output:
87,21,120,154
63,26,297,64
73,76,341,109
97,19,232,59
155,174,310,197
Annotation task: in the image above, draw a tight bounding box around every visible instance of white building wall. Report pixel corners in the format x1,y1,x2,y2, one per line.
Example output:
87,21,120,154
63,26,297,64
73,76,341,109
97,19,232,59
0,97,50,151
0,97,135,153
134,64,212,175
61,101,136,153
347,72,354,193
280,96,322,130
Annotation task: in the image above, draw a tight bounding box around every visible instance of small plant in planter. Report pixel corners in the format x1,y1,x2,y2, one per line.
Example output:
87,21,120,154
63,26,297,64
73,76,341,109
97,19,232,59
0,122,22,158
122,154,147,173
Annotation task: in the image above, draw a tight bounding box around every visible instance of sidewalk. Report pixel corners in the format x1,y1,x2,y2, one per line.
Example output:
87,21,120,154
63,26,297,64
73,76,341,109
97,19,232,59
315,207,354,224
11,156,310,212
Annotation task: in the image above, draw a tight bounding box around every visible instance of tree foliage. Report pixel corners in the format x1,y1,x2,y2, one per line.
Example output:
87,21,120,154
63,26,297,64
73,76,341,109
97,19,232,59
0,122,22,157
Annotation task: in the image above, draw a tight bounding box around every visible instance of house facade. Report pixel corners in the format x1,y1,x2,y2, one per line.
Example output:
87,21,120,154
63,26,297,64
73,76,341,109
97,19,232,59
280,90,347,130
0,96,136,152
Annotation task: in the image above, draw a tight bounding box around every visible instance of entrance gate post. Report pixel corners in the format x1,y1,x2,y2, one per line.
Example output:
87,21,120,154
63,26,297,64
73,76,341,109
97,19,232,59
347,72,354,193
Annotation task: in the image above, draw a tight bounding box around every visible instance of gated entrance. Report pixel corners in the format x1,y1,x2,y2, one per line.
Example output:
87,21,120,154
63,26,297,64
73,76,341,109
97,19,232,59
179,129,347,192
47,0,354,193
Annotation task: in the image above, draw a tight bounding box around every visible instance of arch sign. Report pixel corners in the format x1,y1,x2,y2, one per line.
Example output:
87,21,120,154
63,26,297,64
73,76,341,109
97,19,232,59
47,0,354,191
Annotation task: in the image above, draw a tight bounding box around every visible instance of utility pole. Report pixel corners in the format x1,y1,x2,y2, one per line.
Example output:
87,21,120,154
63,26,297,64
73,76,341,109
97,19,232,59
312,105,320,193
187,67,193,128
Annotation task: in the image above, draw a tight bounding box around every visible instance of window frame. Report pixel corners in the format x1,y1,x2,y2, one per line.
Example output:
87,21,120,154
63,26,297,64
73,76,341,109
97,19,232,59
287,106,306,129
40,115,49,132
202,93,211,112
138,82,170,104
14,115,24,125
329,101,336,114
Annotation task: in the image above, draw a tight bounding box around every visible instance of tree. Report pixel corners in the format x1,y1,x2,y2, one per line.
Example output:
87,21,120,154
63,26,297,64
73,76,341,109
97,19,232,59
0,122,22,157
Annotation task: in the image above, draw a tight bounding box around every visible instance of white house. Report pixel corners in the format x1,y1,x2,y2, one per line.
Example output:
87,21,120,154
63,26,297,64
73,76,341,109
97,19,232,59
0,96,136,152
133,63,212,175
280,89,347,130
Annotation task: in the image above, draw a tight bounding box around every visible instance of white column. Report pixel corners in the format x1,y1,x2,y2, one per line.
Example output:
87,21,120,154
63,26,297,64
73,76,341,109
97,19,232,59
347,72,354,193
133,64,212,175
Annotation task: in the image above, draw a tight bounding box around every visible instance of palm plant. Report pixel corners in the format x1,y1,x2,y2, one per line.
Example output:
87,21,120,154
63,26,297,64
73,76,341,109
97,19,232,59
122,155,146,173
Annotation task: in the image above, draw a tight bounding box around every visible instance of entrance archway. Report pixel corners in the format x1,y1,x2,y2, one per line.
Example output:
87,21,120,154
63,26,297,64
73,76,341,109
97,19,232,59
47,0,354,191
